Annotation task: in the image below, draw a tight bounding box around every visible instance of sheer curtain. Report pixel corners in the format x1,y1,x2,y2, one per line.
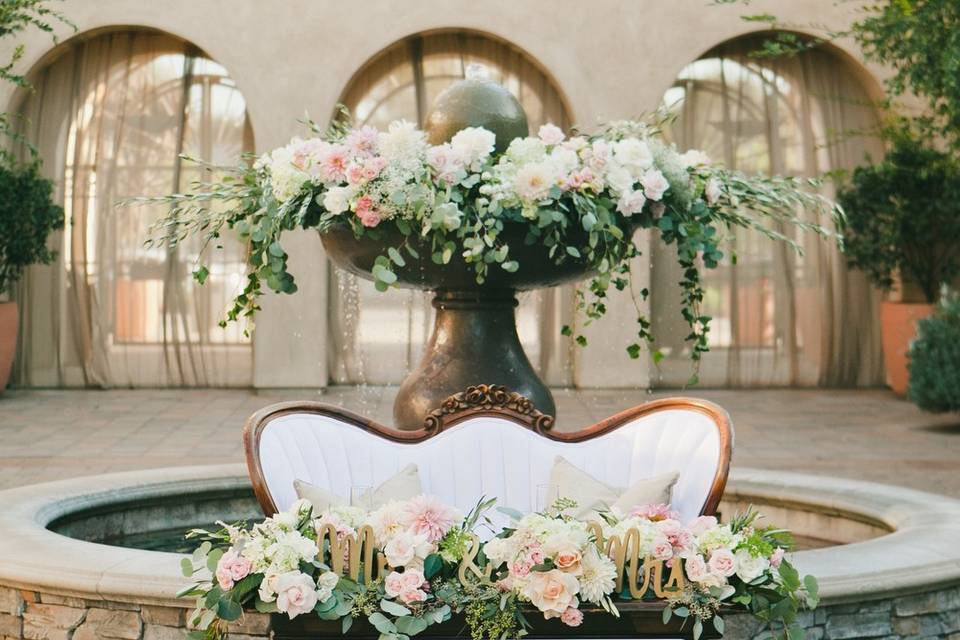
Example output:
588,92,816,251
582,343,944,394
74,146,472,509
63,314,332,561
652,38,885,387
332,32,573,386
12,30,254,387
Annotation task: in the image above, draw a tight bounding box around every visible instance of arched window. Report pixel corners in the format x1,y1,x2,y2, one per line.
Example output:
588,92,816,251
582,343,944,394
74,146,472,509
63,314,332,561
13,30,254,387
653,36,885,387
330,31,572,386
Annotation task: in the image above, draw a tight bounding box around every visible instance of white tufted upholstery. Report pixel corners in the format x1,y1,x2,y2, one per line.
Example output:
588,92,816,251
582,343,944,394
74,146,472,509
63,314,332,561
253,405,729,527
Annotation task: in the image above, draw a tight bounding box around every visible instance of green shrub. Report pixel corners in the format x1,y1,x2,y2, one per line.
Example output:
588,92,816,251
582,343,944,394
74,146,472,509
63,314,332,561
907,295,960,413
0,159,63,296
837,127,960,303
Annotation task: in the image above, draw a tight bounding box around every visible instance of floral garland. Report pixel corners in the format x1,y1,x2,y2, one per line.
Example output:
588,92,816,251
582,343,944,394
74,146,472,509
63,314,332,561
179,496,818,640
139,113,838,377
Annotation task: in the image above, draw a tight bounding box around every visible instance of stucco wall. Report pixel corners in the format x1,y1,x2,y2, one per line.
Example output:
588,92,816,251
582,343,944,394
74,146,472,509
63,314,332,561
0,0,891,390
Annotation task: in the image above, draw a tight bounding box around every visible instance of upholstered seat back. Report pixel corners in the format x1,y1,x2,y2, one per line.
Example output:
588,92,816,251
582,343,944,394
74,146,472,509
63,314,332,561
246,397,732,525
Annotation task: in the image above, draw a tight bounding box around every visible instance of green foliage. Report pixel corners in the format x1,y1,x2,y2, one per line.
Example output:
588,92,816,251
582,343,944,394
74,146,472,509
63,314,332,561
0,0,73,160
837,126,960,303
907,293,960,413
852,0,960,146
0,159,63,294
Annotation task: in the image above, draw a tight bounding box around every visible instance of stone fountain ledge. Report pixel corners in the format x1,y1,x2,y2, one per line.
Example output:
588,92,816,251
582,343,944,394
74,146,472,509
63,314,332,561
0,465,957,640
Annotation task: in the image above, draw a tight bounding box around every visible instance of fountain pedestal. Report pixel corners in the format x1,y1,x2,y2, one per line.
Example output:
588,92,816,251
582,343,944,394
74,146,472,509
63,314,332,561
394,290,553,430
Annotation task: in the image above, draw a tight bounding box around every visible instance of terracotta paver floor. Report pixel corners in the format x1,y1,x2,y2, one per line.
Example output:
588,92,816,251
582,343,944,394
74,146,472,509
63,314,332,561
0,387,957,496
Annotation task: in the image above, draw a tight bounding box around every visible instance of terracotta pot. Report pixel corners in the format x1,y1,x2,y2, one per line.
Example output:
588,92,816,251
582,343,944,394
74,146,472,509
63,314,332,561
0,301,18,392
880,301,934,396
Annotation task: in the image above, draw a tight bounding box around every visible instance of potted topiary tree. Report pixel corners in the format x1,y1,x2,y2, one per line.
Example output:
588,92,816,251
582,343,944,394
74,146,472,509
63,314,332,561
907,293,960,414
0,158,63,391
838,126,960,395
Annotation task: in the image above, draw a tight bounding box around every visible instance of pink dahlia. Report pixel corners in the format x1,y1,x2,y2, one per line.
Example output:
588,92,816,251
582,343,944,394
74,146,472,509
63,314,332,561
401,495,459,542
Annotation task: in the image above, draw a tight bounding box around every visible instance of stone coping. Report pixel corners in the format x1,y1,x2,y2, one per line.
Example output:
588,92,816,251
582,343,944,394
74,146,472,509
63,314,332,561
0,465,958,608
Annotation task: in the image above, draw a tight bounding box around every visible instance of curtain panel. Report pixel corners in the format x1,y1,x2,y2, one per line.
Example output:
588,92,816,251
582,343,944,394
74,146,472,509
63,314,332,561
651,39,885,387
12,31,254,387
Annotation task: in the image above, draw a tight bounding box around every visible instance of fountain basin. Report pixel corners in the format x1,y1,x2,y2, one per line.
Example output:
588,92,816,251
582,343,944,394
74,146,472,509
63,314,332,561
0,465,958,639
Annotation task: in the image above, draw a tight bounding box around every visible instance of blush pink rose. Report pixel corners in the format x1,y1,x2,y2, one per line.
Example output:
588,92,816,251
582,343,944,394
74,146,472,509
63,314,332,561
275,571,319,619
685,554,721,587
560,607,584,627
401,569,426,590
708,549,737,578
641,168,670,201
688,515,719,536
215,550,252,590
384,571,405,598
629,503,679,522
770,547,785,569
345,163,365,185
527,543,545,565
400,588,427,604
538,123,565,146
652,540,674,561
521,569,580,619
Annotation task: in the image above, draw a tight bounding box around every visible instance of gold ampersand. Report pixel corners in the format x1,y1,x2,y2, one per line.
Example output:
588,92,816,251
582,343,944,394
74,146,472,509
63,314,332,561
457,533,493,587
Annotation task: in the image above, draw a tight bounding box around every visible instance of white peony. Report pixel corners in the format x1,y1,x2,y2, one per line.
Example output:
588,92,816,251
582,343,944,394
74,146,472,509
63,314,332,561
734,549,769,583
578,547,617,604
383,529,433,568
538,123,565,146
450,126,496,165
641,168,670,201
322,185,356,215
705,177,723,205
614,138,654,177
275,571,320,619
514,162,557,201
482,536,516,565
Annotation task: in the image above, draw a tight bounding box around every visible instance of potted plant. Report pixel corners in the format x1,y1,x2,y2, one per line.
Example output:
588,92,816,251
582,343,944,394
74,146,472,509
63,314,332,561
837,127,960,395
907,293,960,414
0,158,63,391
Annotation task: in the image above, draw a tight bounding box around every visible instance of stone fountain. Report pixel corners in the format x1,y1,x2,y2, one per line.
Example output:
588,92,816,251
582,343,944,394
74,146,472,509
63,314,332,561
322,77,619,430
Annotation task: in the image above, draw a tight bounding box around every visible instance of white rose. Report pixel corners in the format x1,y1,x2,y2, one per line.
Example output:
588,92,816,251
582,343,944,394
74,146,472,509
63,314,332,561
451,126,496,165
641,168,670,201
275,571,320,619
734,549,769,583
616,189,646,216
538,123,565,146
322,185,356,215
383,530,432,568
257,571,280,603
432,202,462,231
315,571,339,603
705,177,723,205
614,138,654,177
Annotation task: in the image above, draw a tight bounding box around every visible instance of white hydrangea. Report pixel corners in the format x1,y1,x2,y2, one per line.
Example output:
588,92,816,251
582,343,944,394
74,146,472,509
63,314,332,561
506,137,547,164
267,146,308,203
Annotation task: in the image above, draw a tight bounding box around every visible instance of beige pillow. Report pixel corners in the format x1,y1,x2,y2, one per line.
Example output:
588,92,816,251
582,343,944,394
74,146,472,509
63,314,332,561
293,463,421,511
549,456,678,520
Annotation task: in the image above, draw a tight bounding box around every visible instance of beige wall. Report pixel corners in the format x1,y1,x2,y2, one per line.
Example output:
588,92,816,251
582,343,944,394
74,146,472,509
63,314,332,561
0,0,890,389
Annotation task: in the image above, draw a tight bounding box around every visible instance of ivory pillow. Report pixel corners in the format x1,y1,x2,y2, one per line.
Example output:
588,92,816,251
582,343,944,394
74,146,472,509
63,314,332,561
293,463,421,511
549,456,678,520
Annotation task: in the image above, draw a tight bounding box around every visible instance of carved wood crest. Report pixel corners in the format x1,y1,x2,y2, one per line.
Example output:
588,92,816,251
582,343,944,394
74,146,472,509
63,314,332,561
423,383,556,432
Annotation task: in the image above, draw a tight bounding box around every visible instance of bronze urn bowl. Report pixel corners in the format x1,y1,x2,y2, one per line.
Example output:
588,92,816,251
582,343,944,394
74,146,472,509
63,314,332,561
322,78,609,430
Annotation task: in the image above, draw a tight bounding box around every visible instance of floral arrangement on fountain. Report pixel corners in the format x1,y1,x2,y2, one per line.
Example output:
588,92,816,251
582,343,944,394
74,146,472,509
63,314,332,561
178,496,818,640
142,96,836,372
